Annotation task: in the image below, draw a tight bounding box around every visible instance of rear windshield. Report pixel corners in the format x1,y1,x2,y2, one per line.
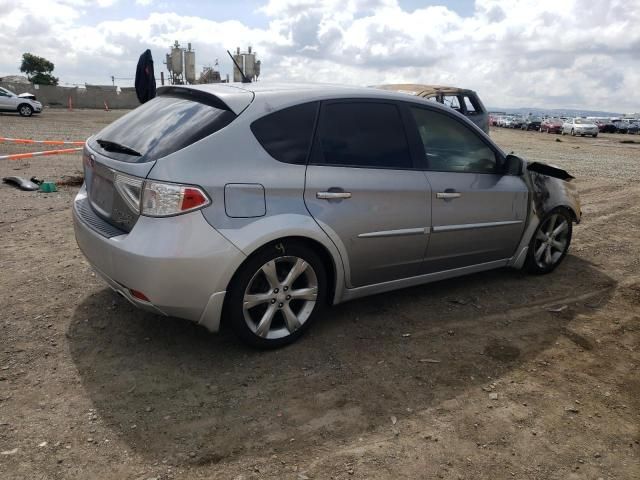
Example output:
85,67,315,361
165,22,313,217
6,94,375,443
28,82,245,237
89,94,236,163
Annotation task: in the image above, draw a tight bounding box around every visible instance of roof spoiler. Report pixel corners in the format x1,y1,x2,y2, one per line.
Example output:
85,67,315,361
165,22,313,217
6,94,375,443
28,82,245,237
156,86,232,112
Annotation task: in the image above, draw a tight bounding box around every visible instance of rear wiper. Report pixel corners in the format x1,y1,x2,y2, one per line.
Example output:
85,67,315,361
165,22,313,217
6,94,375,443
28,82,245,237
96,139,141,157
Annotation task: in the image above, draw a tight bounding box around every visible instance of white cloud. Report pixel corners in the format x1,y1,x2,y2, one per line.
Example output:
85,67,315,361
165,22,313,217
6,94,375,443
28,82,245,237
1,0,639,111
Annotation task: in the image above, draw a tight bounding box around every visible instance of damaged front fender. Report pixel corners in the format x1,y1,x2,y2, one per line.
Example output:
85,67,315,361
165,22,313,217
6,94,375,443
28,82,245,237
526,161,581,223
508,159,581,269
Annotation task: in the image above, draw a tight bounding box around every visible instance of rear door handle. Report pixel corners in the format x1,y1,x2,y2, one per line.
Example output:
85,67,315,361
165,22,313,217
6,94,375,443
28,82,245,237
317,191,352,200
436,192,462,199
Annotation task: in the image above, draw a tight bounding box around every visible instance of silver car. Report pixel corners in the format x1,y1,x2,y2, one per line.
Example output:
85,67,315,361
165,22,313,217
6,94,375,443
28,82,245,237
0,86,43,116
562,118,598,137
73,83,581,348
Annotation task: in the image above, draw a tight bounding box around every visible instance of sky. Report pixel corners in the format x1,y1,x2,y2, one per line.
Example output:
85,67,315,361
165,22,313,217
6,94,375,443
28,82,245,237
1,0,639,112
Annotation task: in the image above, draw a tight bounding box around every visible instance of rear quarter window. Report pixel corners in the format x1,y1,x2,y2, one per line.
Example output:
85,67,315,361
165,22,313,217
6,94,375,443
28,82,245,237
250,102,319,165
89,93,236,163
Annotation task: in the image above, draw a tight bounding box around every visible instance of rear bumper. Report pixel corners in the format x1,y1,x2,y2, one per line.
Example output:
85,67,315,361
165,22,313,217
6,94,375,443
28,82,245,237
72,185,245,332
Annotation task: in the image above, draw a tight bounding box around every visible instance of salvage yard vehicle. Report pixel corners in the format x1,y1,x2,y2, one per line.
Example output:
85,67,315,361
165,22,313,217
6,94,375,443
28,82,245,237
521,116,542,131
627,121,640,134
594,119,617,133
540,117,563,133
375,84,489,134
510,116,525,129
0,86,42,116
73,83,581,348
562,118,598,137
611,119,629,134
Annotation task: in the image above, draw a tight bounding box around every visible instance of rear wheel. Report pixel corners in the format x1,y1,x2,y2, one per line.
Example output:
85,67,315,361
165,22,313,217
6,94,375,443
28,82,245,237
525,210,572,274
226,241,326,348
18,104,33,117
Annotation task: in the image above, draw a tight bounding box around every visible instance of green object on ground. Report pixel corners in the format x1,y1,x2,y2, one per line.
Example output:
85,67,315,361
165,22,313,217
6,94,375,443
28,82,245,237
39,182,57,193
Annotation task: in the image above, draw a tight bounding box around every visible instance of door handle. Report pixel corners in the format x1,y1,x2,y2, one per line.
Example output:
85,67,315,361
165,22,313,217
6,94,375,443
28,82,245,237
436,192,462,199
317,191,352,200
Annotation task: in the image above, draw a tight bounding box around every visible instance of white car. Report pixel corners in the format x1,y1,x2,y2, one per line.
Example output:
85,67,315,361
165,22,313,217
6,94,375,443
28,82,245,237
0,86,43,116
561,118,598,137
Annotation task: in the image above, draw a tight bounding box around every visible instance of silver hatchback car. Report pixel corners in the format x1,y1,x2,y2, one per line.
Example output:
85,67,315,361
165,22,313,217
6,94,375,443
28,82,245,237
73,83,581,348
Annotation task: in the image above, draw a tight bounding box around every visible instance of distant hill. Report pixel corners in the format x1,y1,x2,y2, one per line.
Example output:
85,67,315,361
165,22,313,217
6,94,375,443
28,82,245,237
488,107,624,117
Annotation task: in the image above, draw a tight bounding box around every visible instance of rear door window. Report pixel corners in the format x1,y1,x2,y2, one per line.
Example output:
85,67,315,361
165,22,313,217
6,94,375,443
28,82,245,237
250,102,318,165
463,96,478,114
441,95,462,111
89,93,236,163
311,101,413,169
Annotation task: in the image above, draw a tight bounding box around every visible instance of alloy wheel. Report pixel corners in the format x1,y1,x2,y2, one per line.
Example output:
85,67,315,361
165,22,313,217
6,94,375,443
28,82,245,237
242,256,318,340
533,214,569,269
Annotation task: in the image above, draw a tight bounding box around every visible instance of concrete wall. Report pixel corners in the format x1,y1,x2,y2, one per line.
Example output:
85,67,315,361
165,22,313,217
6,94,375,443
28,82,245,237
0,82,140,109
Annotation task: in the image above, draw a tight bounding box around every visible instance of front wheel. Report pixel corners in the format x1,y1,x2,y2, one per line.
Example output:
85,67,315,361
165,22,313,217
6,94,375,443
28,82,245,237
18,104,33,117
525,210,573,274
226,241,326,348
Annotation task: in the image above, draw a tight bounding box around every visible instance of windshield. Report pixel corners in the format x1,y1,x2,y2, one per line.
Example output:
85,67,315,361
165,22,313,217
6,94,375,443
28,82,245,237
574,119,591,124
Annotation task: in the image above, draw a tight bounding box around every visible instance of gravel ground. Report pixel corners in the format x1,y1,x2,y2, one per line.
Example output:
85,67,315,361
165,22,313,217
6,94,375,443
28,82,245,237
1,109,639,480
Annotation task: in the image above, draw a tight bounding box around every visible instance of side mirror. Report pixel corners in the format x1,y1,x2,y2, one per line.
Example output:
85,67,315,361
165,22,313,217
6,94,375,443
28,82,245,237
504,154,523,175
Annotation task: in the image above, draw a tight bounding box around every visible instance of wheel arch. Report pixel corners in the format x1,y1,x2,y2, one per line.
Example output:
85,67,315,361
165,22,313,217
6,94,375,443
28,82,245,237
17,102,33,112
220,235,342,328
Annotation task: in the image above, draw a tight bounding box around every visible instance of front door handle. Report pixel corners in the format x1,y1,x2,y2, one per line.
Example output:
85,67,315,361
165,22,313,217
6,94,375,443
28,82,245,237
317,191,352,200
436,192,462,199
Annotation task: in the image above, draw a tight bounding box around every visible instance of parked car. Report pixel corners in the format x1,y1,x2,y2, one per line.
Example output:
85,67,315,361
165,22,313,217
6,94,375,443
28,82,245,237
73,83,581,348
540,117,563,133
375,84,489,133
611,119,629,134
521,116,542,131
502,116,515,128
511,116,525,129
0,86,42,116
562,118,598,137
627,121,640,134
594,119,617,133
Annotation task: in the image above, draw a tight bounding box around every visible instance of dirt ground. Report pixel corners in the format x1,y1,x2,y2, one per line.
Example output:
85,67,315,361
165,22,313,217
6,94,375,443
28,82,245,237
1,109,638,480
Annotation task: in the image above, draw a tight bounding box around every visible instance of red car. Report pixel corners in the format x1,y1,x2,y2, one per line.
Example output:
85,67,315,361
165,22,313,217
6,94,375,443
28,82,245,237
540,117,563,133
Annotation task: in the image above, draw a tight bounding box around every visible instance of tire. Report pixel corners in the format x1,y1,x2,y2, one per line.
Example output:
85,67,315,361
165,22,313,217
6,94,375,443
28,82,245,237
571,129,575,136
592,133,597,138
525,209,572,274
226,240,327,348
18,104,33,117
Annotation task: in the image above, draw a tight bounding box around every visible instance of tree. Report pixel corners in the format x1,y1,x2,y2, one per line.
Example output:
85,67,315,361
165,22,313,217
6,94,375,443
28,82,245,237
20,53,59,85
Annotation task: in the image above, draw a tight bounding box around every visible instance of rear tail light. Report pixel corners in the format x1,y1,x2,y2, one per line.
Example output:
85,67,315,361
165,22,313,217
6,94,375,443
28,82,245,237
114,173,143,214
113,174,210,218
130,289,150,302
141,180,210,217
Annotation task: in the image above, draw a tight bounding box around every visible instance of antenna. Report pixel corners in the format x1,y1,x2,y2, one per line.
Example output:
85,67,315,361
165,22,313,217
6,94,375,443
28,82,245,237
227,50,251,83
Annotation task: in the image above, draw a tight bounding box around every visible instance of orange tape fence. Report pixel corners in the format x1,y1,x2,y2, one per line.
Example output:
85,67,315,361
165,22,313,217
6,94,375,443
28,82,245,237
0,137,85,146
0,147,83,161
